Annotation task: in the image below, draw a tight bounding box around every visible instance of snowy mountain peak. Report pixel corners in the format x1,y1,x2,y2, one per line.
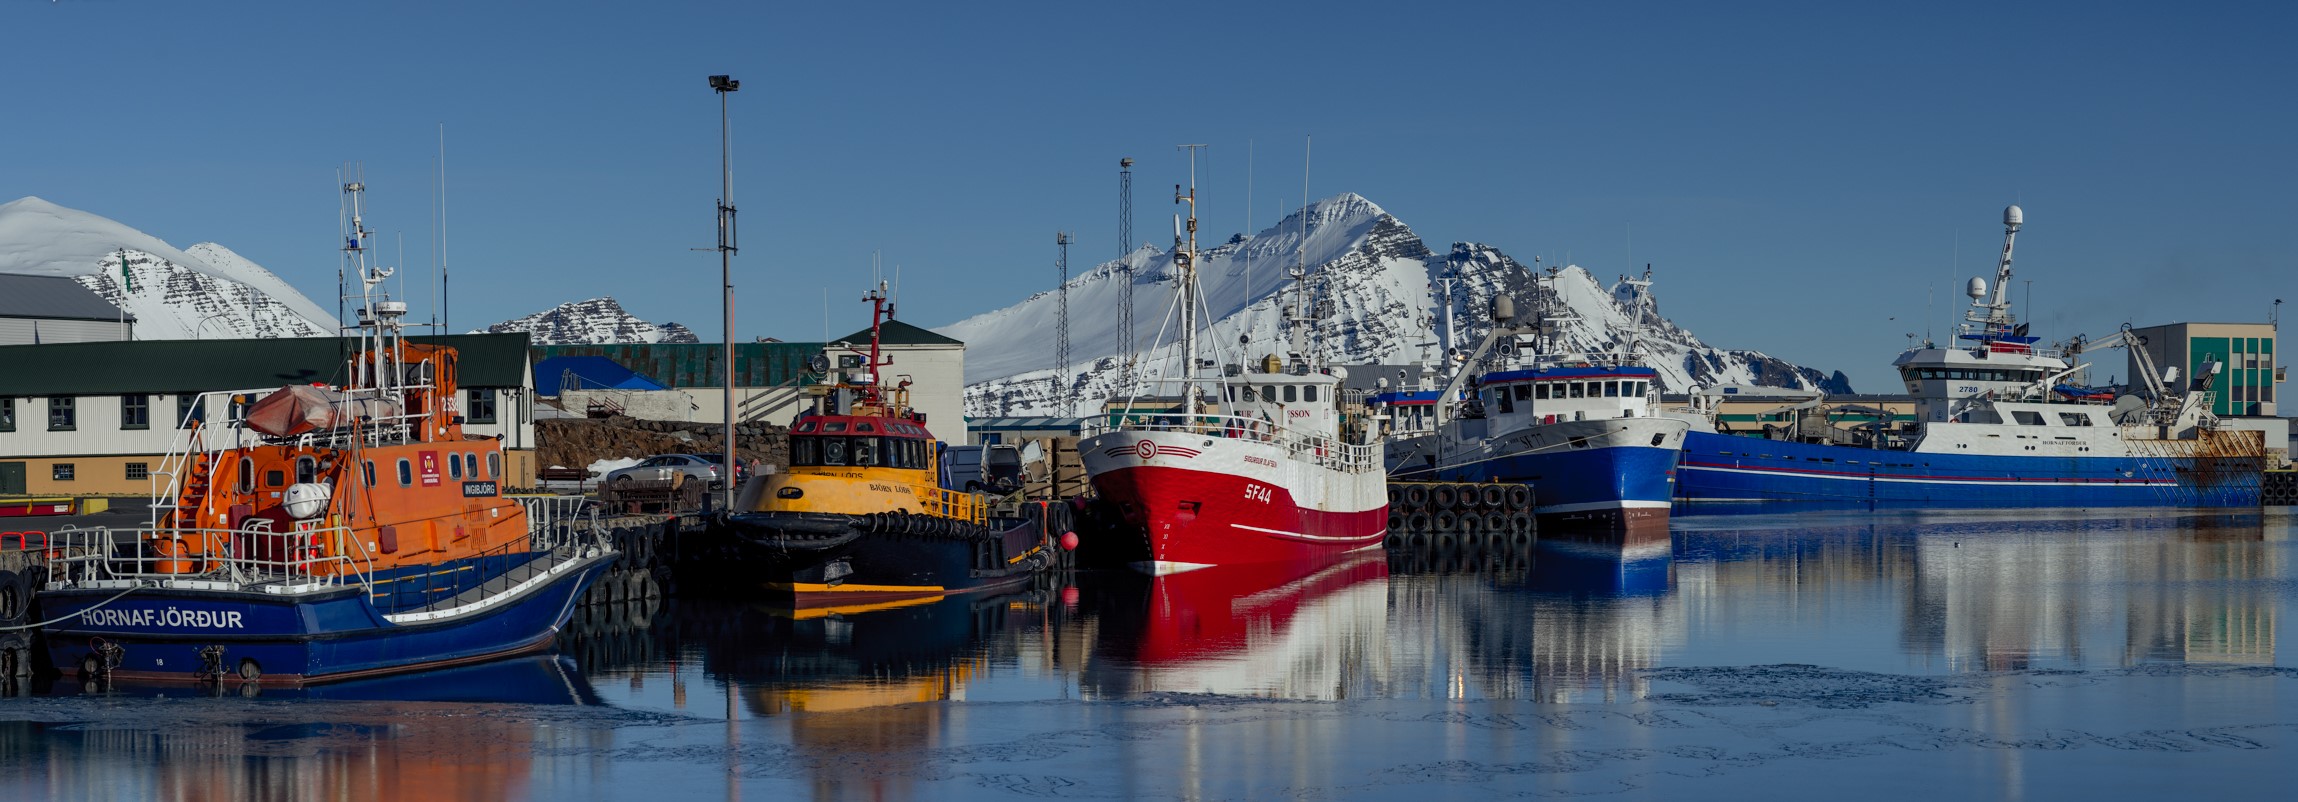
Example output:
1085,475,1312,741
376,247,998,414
476,297,701,345
0,196,338,339
947,194,1850,416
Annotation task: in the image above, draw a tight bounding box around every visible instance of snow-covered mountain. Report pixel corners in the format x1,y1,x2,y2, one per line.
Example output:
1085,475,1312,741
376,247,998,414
0,196,338,339
475,297,700,345
941,193,1850,416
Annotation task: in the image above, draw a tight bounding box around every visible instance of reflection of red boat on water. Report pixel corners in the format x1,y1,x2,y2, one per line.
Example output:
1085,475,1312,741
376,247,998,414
1084,552,1389,697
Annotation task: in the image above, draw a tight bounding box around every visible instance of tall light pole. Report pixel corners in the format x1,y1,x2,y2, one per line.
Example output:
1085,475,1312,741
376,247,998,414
710,74,740,511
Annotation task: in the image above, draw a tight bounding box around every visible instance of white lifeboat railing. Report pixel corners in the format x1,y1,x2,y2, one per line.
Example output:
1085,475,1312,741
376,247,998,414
1086,412,1381,473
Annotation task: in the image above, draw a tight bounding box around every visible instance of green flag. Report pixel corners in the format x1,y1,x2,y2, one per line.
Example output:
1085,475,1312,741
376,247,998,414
118,249,133,293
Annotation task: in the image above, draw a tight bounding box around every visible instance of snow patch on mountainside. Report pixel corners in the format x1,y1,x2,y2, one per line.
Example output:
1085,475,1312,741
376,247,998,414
0,196,339,339
476,297,700,344
946,194,1850,417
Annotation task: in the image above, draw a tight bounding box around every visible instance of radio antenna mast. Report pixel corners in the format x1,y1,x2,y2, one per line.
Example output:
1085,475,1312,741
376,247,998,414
1117,158,1136,392
1056,231,1072,414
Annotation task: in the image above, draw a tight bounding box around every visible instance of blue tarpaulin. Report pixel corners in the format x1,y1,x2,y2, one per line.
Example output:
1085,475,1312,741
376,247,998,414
534,356,668,396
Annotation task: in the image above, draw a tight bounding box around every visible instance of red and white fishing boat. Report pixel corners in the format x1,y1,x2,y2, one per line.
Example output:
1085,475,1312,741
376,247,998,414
1080,160,1387,574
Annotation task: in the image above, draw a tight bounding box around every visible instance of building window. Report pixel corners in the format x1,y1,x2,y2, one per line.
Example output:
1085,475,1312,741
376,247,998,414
48,397,75,431
0,397,13,432
178,395,204,429
466,388,498,424
121,394,150,430
53,463,75,481
126,462,149,481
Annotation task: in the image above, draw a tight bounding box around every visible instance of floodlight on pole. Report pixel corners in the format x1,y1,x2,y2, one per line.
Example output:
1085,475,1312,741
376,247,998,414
711,73,740,511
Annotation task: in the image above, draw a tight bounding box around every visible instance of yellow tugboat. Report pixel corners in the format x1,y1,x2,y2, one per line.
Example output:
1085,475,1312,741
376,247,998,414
724,283,1057,607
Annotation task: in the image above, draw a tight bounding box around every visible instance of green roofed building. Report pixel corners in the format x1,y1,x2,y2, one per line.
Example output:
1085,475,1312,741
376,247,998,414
0,334,535,496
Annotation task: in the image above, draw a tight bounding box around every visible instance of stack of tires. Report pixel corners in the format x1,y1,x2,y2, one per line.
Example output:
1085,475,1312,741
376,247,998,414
576,525,668,642
0,561,36,683
1384,482,1536,548
2265,470,2298,506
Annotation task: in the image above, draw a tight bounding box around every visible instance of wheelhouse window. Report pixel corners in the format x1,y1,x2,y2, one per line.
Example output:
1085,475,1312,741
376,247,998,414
1304,385,1319,402
2011,410,2045,426
2058,412,2092,427
1283,385,1298,403
1535,384,1550,400
1513,385,1531,401
487,453,501,479
397,459,413,486
1569,383,1585,399
121,394,149,430
466,453,480,478
449,454,463,480
466,388,497,424
1604,381,1620,397
47,397,74,431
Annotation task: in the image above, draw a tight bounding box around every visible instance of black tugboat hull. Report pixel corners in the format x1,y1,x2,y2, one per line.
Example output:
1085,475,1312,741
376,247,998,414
722,511,1051,607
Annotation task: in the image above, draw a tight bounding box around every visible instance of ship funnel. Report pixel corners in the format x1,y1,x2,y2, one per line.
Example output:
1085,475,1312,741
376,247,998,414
1491,295,1515,323
2004,205,2023,227
1966,277,1987,299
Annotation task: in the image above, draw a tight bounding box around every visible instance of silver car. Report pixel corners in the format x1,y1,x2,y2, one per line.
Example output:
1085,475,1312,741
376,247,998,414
602,454,723,489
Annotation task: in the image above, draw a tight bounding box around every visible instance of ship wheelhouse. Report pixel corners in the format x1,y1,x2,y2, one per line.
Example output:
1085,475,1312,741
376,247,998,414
788,414,938,474
1476,366,1661,426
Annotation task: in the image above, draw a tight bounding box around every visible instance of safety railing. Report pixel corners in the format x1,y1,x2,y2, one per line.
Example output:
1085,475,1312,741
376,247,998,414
43,522,376,591
916,486,989,525
1085,412,1383,472
371,521,607,616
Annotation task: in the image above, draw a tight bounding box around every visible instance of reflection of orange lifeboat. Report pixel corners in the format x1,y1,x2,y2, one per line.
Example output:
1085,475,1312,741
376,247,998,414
1086,552,1389,698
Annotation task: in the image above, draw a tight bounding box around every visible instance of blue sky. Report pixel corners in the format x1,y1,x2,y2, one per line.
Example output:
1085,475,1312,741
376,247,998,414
5,1,2293,391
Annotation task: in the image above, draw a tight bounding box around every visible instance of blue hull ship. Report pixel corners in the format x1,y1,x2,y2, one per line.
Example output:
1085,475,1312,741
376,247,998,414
36,185,618,686
39,545,613,685
1675,430,2257,508
1674,205,2263,511
1376,264,1688,535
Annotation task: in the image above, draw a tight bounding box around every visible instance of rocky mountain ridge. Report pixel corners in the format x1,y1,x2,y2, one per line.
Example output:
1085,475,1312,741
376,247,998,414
476,297,699,345
942,193,1850,416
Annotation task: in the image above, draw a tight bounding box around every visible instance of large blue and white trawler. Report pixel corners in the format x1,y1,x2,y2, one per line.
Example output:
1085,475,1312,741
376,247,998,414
1378,266,1689,534
1674,205,2262,509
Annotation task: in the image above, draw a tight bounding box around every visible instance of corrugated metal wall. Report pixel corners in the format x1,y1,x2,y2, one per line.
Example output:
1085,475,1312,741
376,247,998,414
0,318,130,346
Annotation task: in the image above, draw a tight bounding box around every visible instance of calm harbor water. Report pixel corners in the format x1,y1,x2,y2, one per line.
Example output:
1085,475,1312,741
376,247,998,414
3,506,2295,799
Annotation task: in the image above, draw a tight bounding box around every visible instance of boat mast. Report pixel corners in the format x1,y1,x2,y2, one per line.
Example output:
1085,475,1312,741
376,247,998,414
1175,144,1206,410
1968,205,2022,332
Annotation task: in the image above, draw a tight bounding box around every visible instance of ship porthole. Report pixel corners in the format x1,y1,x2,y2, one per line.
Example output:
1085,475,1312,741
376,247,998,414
237,659,262,681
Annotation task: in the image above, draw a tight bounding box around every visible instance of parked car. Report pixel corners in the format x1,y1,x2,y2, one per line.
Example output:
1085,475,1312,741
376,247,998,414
603,454,724,489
